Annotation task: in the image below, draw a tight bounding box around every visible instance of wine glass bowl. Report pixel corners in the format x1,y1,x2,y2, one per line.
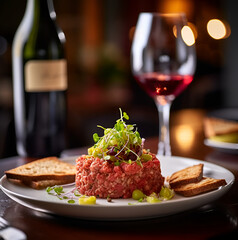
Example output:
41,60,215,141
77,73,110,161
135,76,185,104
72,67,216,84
131,13,196,156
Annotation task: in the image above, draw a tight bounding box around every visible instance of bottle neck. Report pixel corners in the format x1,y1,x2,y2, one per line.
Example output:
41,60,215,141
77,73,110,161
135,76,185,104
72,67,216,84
26,0,56,22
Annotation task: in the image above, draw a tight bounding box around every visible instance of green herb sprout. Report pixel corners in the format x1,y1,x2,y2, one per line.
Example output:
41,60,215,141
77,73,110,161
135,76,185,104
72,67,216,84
46,185,81,204
88,108,151,166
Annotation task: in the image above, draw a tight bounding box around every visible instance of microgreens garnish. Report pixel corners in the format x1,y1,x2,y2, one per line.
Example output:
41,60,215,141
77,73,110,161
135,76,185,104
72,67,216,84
88,108,149,166
46,185,82,204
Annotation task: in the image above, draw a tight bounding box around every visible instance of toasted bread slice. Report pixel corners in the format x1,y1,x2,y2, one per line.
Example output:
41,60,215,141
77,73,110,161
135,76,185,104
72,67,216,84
5,157,76,183
204,117,238,138
174,177,227,197
169,164,203,189
9,178,73,190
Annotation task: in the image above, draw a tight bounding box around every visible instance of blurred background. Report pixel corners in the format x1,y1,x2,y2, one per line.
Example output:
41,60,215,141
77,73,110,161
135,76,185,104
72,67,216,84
0,0,237,158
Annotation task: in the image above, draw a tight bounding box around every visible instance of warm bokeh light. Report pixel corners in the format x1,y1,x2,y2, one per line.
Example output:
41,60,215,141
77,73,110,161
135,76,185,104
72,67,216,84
173,22,197,42
207,19,231,39
175,125,195,151
181,25,195,46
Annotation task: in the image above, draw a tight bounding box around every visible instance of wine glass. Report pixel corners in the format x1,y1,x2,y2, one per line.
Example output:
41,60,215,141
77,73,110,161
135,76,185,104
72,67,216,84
131,13,196,156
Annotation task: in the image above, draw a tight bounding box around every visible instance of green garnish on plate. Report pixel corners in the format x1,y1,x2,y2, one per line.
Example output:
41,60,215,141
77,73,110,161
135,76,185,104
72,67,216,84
129,187,174,205
88,108,152,166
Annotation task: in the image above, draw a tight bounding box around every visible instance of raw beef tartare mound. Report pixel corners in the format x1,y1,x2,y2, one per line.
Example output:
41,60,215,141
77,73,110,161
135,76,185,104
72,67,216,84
75,153,164,198
75,109,164,199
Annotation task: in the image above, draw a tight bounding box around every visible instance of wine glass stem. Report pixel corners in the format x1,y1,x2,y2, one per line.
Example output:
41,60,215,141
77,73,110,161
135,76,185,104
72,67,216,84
156,102,172,156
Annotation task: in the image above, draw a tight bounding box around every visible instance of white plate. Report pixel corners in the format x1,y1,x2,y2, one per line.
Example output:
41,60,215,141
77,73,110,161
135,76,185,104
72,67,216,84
0,156,234,221
204,139,238,154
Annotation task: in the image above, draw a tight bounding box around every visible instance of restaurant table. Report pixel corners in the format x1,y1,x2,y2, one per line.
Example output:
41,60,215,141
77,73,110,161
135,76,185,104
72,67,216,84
0,109,238,240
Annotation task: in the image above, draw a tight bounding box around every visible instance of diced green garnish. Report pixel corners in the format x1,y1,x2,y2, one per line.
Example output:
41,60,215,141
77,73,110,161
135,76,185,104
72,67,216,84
146,192,161,203
132,189,145,200
78,196,96,205
68,200,75,204
146,196,161,203
142,154,152,161
159,186,174,200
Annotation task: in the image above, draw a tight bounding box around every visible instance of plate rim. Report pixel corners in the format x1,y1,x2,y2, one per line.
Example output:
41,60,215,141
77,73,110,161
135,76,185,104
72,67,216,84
204,139,238,150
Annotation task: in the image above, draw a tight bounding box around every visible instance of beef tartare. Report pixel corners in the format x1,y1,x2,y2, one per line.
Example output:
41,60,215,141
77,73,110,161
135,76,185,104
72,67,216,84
75,109,164,198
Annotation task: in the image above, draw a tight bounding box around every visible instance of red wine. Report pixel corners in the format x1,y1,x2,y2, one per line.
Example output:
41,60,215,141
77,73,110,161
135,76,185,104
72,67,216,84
135,73,193,98
12,0,67,157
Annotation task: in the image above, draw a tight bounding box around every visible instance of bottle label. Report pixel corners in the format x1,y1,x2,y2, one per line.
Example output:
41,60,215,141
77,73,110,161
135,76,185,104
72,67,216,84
25,59,67,92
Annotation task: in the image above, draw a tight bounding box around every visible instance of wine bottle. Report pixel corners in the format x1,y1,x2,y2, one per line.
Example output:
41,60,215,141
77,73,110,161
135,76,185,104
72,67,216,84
12,0,67,157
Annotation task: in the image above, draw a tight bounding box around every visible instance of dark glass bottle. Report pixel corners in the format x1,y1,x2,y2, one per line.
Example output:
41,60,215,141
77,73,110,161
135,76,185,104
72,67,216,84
12,0,67,157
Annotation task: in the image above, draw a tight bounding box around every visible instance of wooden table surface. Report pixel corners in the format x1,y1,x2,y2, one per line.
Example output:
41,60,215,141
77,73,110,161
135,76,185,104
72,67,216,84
1,109,238,240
